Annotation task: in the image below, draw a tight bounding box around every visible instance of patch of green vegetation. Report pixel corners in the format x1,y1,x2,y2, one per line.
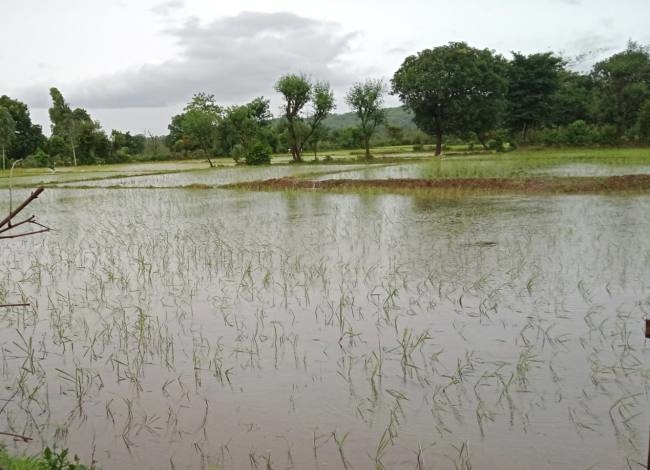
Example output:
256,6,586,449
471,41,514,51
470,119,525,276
421,147,650,179
0,447,89,470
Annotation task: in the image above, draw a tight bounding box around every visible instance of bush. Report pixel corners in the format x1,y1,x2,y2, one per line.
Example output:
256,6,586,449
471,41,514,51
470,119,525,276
595,124,619,146
21,149,52,168
231,142,271,165
565,120,595,146
244,141,271,165
488,129,510,152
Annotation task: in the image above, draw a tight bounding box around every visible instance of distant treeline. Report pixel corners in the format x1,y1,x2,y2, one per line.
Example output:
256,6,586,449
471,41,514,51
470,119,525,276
1,40,649,167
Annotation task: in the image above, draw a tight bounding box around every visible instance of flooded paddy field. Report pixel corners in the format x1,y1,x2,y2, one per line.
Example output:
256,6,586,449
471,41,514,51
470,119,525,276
0,160,649,469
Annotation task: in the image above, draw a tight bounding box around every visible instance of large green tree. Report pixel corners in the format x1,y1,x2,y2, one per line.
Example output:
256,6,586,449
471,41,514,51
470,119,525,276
0,95,45,161
48,88,110,166
275,74,335,162
167,93,222,166
591,41,650,139
506,52,564,141
48,88,80,165
345,79,386,159
391,42,508,156
0,107,15,170
549,71,593,126
222,97,273,165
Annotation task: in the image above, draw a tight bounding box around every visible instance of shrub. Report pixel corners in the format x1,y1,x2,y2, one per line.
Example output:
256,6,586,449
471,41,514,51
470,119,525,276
244,141,271,165
595,124,619,146
565,120,595,146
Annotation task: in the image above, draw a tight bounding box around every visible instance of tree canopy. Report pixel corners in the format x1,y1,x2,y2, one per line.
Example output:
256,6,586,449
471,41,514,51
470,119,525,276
506,52,565,141
591,41,650,139
345,79,386,159
0,95,45,162
275,74,335,162
48,88,110,165
392,42,508,156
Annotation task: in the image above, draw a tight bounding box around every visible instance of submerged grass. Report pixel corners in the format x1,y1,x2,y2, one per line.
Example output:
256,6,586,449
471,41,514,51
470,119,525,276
0,147,649,469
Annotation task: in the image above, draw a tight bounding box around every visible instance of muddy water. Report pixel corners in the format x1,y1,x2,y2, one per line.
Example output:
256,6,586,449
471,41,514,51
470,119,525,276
0,186,648,469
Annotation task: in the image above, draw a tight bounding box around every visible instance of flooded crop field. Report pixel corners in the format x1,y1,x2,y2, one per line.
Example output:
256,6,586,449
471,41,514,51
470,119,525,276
0,160,649,469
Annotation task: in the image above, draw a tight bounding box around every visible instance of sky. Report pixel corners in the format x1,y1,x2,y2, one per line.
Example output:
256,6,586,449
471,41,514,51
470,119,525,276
2,0,649,135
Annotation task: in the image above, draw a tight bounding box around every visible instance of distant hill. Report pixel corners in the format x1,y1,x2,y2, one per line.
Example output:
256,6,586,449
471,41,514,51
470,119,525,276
322,106,417,131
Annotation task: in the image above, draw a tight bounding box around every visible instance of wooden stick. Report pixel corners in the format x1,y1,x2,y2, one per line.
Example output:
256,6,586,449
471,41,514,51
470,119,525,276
0,303,30,308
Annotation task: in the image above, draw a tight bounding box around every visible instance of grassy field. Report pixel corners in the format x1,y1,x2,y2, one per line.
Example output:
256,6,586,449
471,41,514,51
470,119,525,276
1,147,649,190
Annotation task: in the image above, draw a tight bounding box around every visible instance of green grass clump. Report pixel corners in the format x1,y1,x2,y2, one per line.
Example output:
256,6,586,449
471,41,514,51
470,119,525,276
0,447,89,470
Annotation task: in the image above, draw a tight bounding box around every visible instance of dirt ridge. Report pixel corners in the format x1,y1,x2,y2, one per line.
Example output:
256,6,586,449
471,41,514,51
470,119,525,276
223,174,650,193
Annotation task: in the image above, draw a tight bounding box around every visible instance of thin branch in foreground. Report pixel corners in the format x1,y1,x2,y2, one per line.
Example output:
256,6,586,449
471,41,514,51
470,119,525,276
0,431,32,442
0,186,51,239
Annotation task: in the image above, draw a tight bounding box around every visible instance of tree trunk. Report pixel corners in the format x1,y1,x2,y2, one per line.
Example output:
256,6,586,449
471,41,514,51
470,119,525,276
287,118,302,162
476,132,488,150
2,145,5,170
71,143,77,166
522,122,529,143
364,135,371,160
435,130,443,157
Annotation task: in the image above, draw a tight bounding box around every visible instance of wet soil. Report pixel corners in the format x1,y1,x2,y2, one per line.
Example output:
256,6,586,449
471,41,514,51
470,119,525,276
224,174,650,193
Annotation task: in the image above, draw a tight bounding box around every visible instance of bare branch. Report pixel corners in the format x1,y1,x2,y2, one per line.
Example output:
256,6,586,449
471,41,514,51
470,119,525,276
0,186,51,239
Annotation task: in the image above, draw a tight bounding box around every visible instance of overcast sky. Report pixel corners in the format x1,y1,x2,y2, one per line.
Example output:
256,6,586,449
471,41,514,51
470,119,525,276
2,0,649,135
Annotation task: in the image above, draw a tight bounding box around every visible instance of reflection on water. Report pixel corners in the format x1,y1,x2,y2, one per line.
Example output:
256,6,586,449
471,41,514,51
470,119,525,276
0,187,648,469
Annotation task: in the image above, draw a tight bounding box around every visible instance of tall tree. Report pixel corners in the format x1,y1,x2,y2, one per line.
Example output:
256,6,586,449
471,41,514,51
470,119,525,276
168,93,222,166
345,79,386,159
0,107,15,170
392,42,508,156
506,52,564,141
0,95,45,161
591,41,650,139
48,87,80,165
638,98,650,143
222,97,273,164
549,71,593,126
275,74,335,162
48,88,111,165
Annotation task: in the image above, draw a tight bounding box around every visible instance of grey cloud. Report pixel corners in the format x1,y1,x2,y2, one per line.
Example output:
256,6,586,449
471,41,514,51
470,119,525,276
559,33,621,71
150,0,184,17
19,12,357,109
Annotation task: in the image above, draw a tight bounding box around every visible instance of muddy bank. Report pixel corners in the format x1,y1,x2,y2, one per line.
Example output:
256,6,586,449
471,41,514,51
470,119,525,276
223,174,650,193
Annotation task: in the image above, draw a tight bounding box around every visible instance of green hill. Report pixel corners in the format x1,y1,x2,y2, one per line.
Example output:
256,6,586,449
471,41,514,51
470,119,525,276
322,106,417,131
